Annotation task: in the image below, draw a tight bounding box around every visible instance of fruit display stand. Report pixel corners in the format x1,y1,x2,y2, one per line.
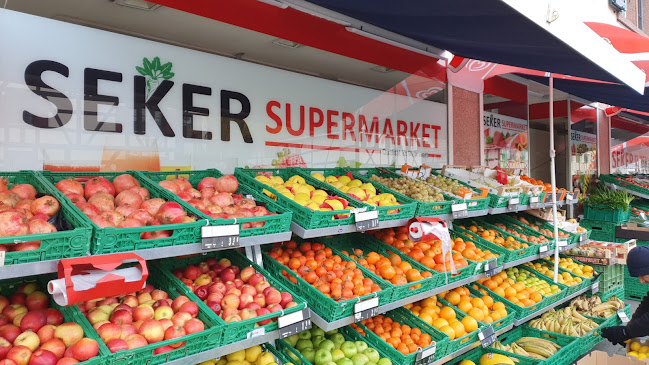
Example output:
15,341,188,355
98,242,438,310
488,326,580,365
0,171,93,265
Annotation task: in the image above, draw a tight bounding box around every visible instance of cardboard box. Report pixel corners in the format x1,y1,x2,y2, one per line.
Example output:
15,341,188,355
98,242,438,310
576,351,646,365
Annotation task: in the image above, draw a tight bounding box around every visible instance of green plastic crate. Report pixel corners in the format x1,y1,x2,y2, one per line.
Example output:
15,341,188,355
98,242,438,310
506,212,578,244
464,286,516,332
352,308,449,365
0,171,93,265
455,346,538,365
577,219,620,243
153,249,307,344
70,268,222,365
39,171,209,254
583,204,631,223
523,260,592,295
482,215,554,245
461,219,546,258
451,230,510,267
323,233,445,302
453,223,540,264
235,168,364,230
490,326,579,365
262,249,392,323
488,192,522,209
600,286,625,302
138,169,293,237
602,174,649,196
624,266,648,301
590,264,624,293
293,168,419,222
0,275,108,365
264,342,293,365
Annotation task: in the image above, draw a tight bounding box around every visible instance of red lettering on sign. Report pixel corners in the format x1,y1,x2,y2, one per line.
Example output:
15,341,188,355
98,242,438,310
286,104,304,136
327,110,340,140
422,124,431,148
431,125,441,148
342,112,356,141
410,122,421,147
309,107,324,137
397,120,408,146
359,115,379,143
381,118,396,144
266,101,282,134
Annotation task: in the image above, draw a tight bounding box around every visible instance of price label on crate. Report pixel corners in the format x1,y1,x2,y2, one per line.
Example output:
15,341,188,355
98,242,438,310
354,297,379,322
278,308,312,339
618,311,629,324
591,281,599,294
483,260,503,278
355,210,379,232
538,244,552,258
247,327,266,339
201,224,240,250
414,344,436,365
558,240,568,252
451,203,469,219
530,196,541,209
579,232,588,243
478,325,497,348
507,197,520,211
566,193,574,202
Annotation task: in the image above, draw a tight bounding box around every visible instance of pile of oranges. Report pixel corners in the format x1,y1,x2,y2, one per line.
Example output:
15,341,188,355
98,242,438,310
404,296,479,341
438,287,508,325
458,224,529,251
351,315,434,355
451,236,499,262
267,240,381,301
475,271,543,307
341,249,432,286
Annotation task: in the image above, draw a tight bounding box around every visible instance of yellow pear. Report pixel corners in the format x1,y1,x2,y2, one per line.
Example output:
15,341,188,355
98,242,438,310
313,190,328,197
311,173,326,182
293,185,311,195
262,189,276,200
294,193,311,201
347,187,367,200
283,180,296,188
245,346,263,363
226,350,246,362
288,175,305,184
324,199,344,211
330,181,345,189
348,179,363,187
360,183,376,194
217,359,227,365
337,176,352,184
312,195,326,204
339,186,350,193
306,202,321,210
325,176,339,184
270,176,284,185
255,353,276,365
254,176,271,184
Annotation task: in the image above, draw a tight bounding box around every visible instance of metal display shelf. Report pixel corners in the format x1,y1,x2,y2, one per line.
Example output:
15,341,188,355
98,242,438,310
0,232,292,280
512,285,590,325
606,183,649,200
489,206,529,215
290,219,411,238
430,324,513,365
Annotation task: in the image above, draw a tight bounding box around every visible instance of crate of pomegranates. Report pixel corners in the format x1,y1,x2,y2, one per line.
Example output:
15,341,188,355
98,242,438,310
0,171,92,265
138,169,292,238
38,171,209,255
0,275,108,365
153,249,308,344
69,268,222,365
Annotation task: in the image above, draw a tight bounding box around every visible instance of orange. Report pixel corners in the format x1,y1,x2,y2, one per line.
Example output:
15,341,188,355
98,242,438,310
493,287,505,297
446,292,461,306
512,282,525,292
470,298,485,308
440,307,456,321
493,302,506,311
497,308,508,318
457,301,473,313
468,308,485,321
439,325,456,340
481,296,494,308
450,322,466,338
530,292,543,303
461,316,478,332
418,313,434,325
489,311,502,321
432,318,449,329
504,287,517,298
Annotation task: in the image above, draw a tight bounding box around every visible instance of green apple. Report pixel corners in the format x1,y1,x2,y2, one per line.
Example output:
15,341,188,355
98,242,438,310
323,362,337,365
330,334,346,349
336,359,353,365
296,339,314,351
351,354,369,365
301,348,316,363
286,334,299,347
299,331,312,340
312,336,326,349
331,349,345,362
325,329,339,336
340,341,358,358
318,340,336,352
286,350,300,364
354,342,368,353
314,349,334,365
362,349,380,364
377,358,392,365
311,327,326,338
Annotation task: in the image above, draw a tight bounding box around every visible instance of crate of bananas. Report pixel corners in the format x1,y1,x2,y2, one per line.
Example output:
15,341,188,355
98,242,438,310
488,326,579,364
528,307,603,337
568,295,626,318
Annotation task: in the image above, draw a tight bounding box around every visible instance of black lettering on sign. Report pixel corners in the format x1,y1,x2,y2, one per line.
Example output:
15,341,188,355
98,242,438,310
182,84,212,140
23,60,73,129
221,90,253,143
133,76,175,137
84,68,123,133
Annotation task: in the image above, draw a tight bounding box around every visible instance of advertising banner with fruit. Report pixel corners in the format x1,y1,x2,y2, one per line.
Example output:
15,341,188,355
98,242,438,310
0,11,447,174
570,130,597,191
483,112,529,173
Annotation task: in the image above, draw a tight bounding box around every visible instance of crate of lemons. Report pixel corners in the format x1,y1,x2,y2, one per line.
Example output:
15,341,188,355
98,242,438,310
311,172,403,213
197,345,280,365
627,339,649,361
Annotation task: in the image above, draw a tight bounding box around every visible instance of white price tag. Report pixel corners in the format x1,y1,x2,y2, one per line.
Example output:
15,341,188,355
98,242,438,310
414,344,436,365
618,311,629,324
478,326,497,348
0,251,5,267
591,281,599,294
566,193,574,202
355,210,379,232
247,327,266,339
530,196,539,203
507,198,520,211
278,308,311,339
451,203,469,219
354,297,379,322
201,224,240,250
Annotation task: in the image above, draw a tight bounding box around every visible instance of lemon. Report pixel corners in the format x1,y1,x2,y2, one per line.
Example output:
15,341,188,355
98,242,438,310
311,173,325,182
337,176,352,184
629,351,639,357
639,345,649,354
631,341,641,352
348,179,363,187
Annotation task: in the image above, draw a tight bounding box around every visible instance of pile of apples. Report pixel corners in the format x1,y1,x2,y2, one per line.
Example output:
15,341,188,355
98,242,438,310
0,282,99,364
0,178,61,253
312,173,402,214
171,257,298,325
55,174,196,238
199,345,279,365
157,175,276,229
253,175,351,218
77,284,206,354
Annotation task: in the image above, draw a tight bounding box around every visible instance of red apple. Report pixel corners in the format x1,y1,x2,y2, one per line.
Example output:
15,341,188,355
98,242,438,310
254,281,271,294
159,319,173,332
12,315,24,328
183,265,200,281
224,281,236,293
205,301,222,316
195,286,209,301
279,292,293,307
178,302,198,318
138,319,164,344
206,271,217,280
140,285,154,294
285,302,298,309
163,326,186,348
209,282,226,295
171,297,190,313
150,290,168,301
109,310,132,325
0,360,14,365
97,323,122,343
218,258,231,269
180,279,194,292
92,321,110,331
222,294,240,310
8,295,25,307
267,303,283,314
240,285,256,297
223,314,241,323
106,338,128,353
245,302,261,311
0,337,11,360
171,312,192,327
239,267,255,283
256,308,271,325
14,331,39,352
152,345,175,355
119,324,136,340
0,325,21,344
219,268,236,283
124,334,147,350
36,325,56,344
0,315,9,327
96,297,118,307
2,306,27,322
221,308,238,318
43,310,63,326
172,269,183,280
232,279,244,290
40,338,65,359
206,293,223,304
24,292,48,312
253,293,266,308
0,298,9,315
265,289,281,305
182,319,204,334
226,288,241,297
136,293,152,305
248,273,265,287
132,305,154,322
86,308,110,325
205,258,218,267
132,321,143,332
238,294,253,310
53,323,83,348
20,311,46,332
28,349,58,365
55,358,79,365
70,338,98,361
6,345,31,365
121,295,138,308
240,308,257,321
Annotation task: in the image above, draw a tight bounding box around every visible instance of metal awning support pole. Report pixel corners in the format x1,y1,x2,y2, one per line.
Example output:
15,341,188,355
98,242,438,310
548,74,560,283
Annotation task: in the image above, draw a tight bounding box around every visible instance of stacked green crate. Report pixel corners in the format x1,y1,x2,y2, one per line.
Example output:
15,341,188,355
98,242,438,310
625,265,649,301
579,219,622,243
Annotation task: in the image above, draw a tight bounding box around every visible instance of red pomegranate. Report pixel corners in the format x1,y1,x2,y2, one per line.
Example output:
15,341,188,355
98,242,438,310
91,215,115,228
77,202,101,217
187,200,206,211
0,178,7,192
55,178,84,196
0,192,20,208
158,180,180,194
128,187,150,200
197,177,218,191
237,198,256,210
88,192,115,212
232,194,243,204
187,188,202,199
14,200,32,215
30,196,60,217
103,211,125,226
113,174,141,194
10,184,37,200
141,198,165,216
118,218,144,228
206,205,223,214
115,190,143,208
174,178,192,192
210,193,234,208
176,191,193,202
29,213,49,221
173,216,196,224
250,206,269,216
14,241,41,251
65,193,86,206
129,210,154,225
84,177,116,199
201,188,215,200
155,202,185,224
215,175,239,194
141,230,171,239
223,205,237,214
28,219,57,234
115,205,137,218
0,211,29,236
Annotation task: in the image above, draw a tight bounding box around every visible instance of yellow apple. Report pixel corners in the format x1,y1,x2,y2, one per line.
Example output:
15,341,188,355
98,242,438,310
311,173,326,182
